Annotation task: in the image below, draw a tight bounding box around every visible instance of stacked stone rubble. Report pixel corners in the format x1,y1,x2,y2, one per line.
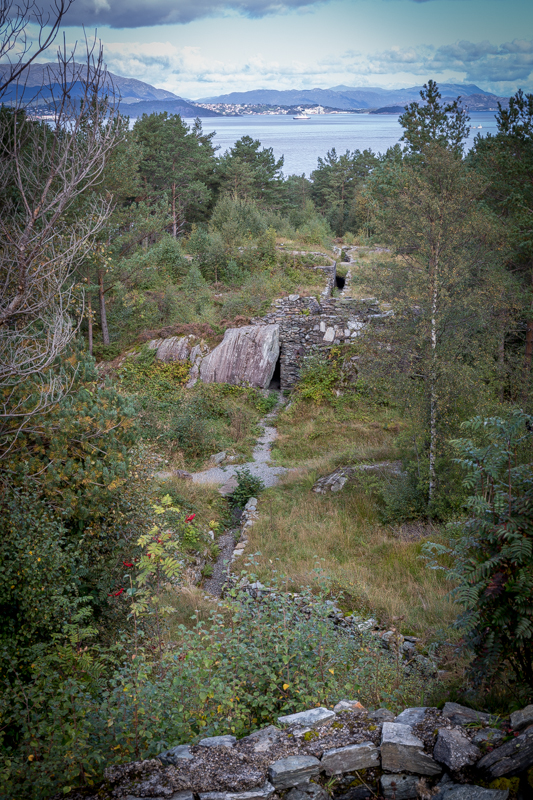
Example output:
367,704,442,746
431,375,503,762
251,295,388,389
99,701,533,800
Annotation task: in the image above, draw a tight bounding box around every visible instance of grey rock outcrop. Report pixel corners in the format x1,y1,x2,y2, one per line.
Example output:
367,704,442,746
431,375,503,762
471,729,505,747
393,707,427,726
240,726,283,753
434,728,481,771
268,756,321,789
434,785,509,800
286,783,329,800
321,742,379,775
199,783,276,800
369,708,395,723
157,744,193,766
442,703,499,727
200,325,279,389
312,462,402,495
198,735,236,748
381,722,441,775
148,335,193,362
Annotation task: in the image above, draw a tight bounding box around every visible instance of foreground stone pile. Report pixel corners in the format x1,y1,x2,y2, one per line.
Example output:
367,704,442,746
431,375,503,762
94,702,533,800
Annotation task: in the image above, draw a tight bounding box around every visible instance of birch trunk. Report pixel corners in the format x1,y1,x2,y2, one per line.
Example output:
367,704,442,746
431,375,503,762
87,265,93,356
428,257,438,504
98,270,110,346
172,182,177,238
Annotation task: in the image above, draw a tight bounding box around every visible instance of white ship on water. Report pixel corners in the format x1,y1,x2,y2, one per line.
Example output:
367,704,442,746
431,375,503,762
293,113,310,120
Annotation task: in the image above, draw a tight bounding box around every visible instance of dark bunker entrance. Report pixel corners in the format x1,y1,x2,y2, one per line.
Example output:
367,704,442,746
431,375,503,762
335,274,346,290
269,355,281,390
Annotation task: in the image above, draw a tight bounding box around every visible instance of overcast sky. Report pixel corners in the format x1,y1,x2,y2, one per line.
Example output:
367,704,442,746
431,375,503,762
40,0,533,98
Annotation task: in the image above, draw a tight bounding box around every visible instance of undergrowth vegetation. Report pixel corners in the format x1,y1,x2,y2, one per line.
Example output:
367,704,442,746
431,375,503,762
1,574,434,800
2,72,533,799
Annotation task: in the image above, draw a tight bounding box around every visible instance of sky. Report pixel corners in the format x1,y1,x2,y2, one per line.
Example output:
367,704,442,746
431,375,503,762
31,0,533,98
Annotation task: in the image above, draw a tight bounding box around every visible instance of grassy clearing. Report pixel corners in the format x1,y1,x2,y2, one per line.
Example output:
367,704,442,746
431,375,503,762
246,472,456,638
273,397,400,468
116,355,271,470
244,397,457,639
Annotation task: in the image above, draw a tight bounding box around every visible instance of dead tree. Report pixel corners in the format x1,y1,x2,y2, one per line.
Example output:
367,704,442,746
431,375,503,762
0,5,122,458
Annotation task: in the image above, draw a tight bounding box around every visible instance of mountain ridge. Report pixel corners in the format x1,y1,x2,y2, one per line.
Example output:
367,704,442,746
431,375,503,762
196,83,507,110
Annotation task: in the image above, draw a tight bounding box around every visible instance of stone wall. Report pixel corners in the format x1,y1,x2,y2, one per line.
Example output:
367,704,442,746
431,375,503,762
252,295,389,390
99,700,532,800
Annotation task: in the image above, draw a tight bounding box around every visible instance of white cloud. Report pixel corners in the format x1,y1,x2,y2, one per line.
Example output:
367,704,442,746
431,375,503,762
100,36,533,97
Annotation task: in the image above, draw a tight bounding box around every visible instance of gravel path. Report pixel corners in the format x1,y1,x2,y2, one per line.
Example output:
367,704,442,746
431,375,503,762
190,397,288,492
202,528,237,597
197,396,287,597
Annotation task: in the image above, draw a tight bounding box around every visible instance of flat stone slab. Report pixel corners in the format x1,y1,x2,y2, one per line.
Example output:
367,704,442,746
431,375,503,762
434,785,509,800
321,741,380,775
442,702,499,727
240,725,283,753
434,728,481,771
394,707,428,726
381,721,441,776
268,755,321,789
278,707,336,728
380,774,420,799
199,783,276,800
476,725,533,777
198,734,236,748
510,703,533,730
157,744,193,765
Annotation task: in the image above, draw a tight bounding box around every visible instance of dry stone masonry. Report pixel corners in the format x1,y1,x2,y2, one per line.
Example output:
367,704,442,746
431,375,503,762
252,295,389,390
145,252,393,391
95,700,533,800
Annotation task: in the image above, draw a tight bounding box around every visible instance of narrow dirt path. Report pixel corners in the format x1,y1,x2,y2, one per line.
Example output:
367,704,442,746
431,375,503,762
202,528,237,597
190,395,288,492
198,395,288,597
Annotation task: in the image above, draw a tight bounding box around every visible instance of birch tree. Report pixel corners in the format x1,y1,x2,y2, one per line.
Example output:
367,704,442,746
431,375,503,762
365,144,507,507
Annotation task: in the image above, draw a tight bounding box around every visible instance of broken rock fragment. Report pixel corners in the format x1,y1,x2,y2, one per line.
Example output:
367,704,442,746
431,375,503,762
381,721,441,775
433,728,481,771
321,742,380,775
268,755,321,789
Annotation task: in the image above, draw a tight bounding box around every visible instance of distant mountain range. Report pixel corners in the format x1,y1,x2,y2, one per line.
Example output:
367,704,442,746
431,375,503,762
0,62,219,117
0,65,507,117
197,84,508,111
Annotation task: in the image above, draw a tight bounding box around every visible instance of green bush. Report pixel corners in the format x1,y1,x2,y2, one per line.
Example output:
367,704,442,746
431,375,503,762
425,410,533,689
0,580,431,799
296,350,341,403
92,341,122,362
229,467,265,508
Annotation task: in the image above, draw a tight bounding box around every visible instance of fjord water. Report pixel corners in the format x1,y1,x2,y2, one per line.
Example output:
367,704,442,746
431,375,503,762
201,112,498,176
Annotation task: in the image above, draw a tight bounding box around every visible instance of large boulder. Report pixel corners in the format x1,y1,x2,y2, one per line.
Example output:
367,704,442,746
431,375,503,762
200,325,279,389
148,334,194,362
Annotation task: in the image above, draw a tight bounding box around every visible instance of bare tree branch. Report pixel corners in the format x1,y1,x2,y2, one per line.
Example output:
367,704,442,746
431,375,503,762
0,13,123,457
0,0,73,97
